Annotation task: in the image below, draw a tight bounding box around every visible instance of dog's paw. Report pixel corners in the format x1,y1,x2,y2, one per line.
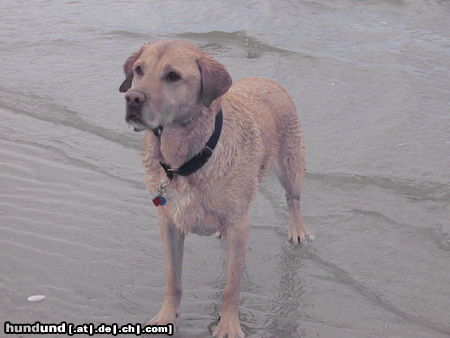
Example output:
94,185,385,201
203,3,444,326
212,314,245,338
288,222,313,244
146,306,178,327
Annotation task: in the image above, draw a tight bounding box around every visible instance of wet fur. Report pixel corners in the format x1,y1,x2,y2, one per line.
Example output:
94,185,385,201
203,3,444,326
121,40,309,337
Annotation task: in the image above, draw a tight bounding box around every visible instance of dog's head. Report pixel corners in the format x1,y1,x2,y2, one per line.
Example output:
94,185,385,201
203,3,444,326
120,40,232,131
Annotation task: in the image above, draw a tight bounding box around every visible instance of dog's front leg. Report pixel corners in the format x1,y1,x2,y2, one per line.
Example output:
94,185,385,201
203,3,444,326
148,218,184,327
213,215,249,338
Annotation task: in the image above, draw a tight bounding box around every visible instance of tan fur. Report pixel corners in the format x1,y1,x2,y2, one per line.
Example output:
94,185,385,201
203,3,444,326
121,40,310,338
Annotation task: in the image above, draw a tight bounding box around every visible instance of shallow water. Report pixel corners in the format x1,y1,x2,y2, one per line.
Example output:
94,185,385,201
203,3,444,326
1,0,449,337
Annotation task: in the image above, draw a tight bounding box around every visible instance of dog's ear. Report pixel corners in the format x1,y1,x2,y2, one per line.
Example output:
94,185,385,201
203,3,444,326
197,55,232,107
119,73,133,93
119,46,145,93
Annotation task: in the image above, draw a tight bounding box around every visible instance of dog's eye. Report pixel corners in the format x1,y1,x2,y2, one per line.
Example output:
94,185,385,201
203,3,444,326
135,65,144,76
166,71,181,82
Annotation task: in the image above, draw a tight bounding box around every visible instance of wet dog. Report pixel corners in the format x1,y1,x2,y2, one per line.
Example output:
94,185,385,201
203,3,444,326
120,40,310,337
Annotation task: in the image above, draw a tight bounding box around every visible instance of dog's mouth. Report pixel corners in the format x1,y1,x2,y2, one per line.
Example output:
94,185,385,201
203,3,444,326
126,114,148,132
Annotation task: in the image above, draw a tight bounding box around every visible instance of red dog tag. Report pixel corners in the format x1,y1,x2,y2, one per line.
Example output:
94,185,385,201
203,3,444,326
152,196,166,206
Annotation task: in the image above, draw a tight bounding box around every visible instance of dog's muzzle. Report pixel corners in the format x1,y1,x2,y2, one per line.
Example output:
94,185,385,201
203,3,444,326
125,90,148,132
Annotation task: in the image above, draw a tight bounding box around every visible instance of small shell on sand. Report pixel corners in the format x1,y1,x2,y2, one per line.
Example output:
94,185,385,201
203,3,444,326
27,295,46,302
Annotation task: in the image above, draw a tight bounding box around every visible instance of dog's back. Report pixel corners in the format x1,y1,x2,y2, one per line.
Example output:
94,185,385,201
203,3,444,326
222,77,304,182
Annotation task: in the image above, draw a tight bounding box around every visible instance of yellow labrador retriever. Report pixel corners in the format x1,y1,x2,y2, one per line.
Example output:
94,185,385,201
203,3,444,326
119,40,310,337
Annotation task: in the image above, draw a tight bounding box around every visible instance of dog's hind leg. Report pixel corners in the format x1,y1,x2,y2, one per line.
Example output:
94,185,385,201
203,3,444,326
275,113,311,244
147,218,185,326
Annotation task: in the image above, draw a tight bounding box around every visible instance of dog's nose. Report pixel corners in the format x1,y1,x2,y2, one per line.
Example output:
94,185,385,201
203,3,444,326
125,90,147,106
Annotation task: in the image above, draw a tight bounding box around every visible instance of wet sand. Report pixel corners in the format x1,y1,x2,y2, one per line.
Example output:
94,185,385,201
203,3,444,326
1,102,449,337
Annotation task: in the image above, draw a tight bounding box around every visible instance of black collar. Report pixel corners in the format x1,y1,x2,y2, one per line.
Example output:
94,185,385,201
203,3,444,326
152,126,163,137
157,109,223,180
